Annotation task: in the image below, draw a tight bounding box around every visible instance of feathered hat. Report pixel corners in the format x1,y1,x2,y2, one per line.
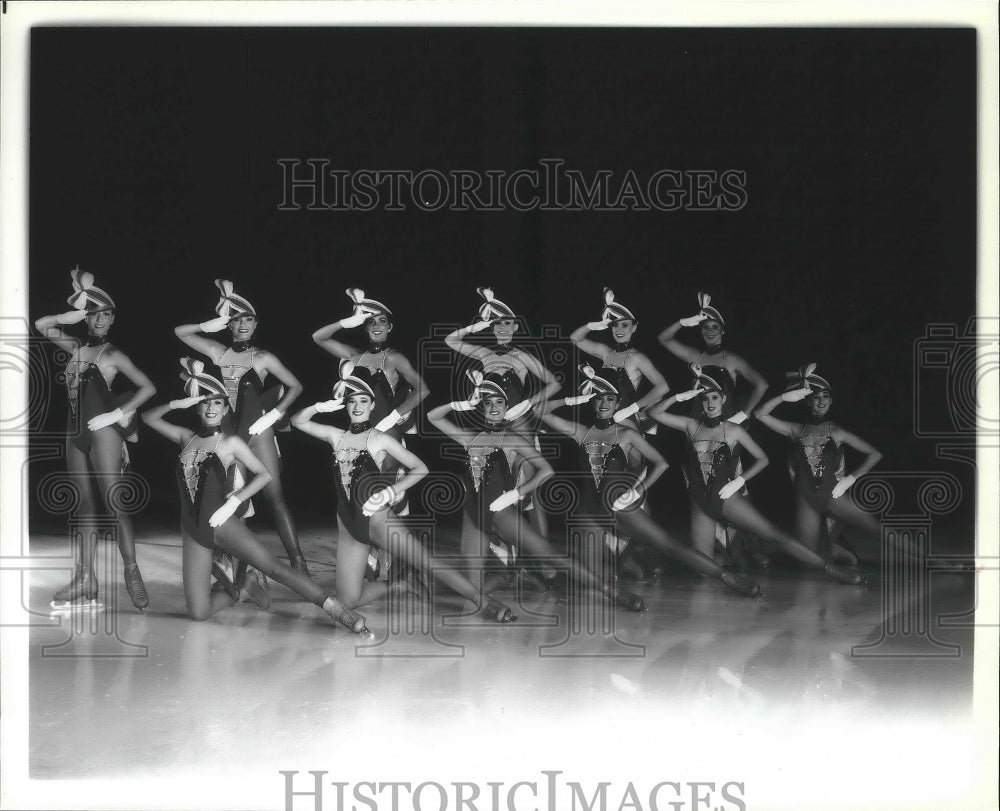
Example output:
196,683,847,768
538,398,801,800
690,363,726,393
600,288,637,323
214,279,256,319
346,287,392,319
332,359,377,404
179,358,228,401
476,287,516,322
696,292,725,327
785,362,832,394
67,267,116,311
578,364,621,398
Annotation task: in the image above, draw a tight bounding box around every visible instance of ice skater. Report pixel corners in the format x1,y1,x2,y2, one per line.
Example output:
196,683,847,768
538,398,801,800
142,359,366,631
292,361,516,622
36,268,157,611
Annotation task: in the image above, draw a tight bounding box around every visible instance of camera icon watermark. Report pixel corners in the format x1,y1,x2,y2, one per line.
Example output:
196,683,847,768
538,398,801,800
913,318,999,438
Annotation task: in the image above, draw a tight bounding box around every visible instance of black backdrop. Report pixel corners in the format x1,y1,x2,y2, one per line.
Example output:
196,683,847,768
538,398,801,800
28,27,977,542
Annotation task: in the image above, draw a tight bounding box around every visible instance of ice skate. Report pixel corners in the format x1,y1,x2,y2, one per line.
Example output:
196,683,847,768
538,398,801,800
239,565,271,610
824,561,862,585
50,571,103,612
721,569,762,598
123,563,149,611
604,585,645,612
323,596,368,633
478,595,517,623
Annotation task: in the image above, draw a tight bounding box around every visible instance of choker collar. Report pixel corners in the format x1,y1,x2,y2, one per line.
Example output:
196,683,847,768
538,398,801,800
483,420,508,433
197,425,224,438
808,414,831,426
86,335,109,347
367,342,388,355
491,343,514,356
231,340,253,353
703,345,723,356
349,420,373,434
593,416,615,430
702,415,722,428
612,342,631,353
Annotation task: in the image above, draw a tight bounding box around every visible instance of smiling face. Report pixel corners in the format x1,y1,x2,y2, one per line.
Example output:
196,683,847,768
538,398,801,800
610,318,637,345
228,314,258,342
197,397,229,427
365,313,393,344
346,393,375,423
85,308,115,337
808,389,833,419
592,392,620,421
491,318,519,344
481,394,508,424
700,389,727,419
700,318,724,348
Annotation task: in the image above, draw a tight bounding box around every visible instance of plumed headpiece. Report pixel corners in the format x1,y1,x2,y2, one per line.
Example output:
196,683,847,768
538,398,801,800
600,288,637,323
214,279,256,319
179,357,228,401
67,267,116,311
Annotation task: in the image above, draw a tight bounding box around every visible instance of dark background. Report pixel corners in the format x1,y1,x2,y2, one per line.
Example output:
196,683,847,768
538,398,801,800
28,27,978,546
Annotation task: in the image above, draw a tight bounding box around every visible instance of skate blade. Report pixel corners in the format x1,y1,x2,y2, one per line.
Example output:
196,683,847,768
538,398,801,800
49,599,104,613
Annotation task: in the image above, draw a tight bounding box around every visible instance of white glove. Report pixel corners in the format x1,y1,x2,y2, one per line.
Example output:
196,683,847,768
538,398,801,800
586,319,611,331
362,486,397,517
87,408,124,431
169,396,204,410
339,311,368,329
489,489,522,512
55,310,88,325
118,409,136,427
248,408,284,436
831,475,856,499
727,410,749,425
674,388,702,403
563,394,594,407
782,386,812,403
679,312,708,328
199,315,231,333
209,495,242,528
374,409,402,432
314,399,343,413
613,402,640,423
450,399,479,412
718,476,746,500
612,487,642,512
467,319,494,334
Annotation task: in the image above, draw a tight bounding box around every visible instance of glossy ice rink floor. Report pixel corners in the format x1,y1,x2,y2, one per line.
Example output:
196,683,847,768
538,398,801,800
14,526,983,810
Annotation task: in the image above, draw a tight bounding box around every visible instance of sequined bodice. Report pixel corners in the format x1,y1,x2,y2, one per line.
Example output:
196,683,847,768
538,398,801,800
798,424,844,481
218,348,256,410
581,425,626,490
334,432,379,497
467,443,504,494
178,435,224,503
602,348,641,390
64,345,113,420
691,439,725,484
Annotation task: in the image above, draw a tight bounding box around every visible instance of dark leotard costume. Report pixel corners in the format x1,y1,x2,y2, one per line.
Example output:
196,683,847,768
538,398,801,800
788,421,846,512
64,341,137,460
354,347,415,437
602,346,656,434
685,421,740,523
333,428,396,542
175,432,249,550
578,425,644,526
462,427,519,534
217,346,283,441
